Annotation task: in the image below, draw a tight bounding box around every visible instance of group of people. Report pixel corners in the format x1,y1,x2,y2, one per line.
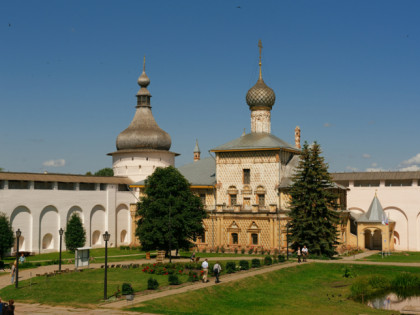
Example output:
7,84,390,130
201,259,222,284
296,245,308,263
0,298,15,315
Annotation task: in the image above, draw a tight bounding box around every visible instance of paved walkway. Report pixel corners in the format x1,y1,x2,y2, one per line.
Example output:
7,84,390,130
5,250,414,315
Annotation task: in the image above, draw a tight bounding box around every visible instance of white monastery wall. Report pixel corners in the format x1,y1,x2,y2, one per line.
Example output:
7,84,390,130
0,183,136,253
347,179,420,251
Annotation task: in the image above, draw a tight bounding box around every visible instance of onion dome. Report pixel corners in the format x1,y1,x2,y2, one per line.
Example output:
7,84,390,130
246,40,276,109
116,57,171,151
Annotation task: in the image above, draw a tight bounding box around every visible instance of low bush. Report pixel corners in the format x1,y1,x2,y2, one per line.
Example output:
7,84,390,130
368,275,389,289
342,265,356,278
391,272,420,290
188,271,199,282
241,248,245,254
0,261,4,269
278,254,285,262
350,276,372,302
234,248,238,254
147,278,159,290
122,283,134,295
251,259,261,268
226,261,236,274
248,248,254,255
264,256,273,266
169,274,181,285
239,260,249,270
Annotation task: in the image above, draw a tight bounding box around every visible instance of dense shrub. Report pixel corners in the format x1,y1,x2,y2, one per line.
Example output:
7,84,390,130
391,272,420,289
239,260,249,270
234,248,238,254
342,266,356,278
264,256,273,266
226,261,236,274
251,259,261,268
122,283,134,295
277,254,285,262
241,248,245,254
368,275,390,289
0,261,4,269
188,271,199,282
350,276,372,301
248,248,254,255
169,274,181,285
221,246,225,253
147,278,159,290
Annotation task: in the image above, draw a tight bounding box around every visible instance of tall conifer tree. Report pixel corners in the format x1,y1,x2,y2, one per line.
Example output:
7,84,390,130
288,141,339,257
65,213,86,252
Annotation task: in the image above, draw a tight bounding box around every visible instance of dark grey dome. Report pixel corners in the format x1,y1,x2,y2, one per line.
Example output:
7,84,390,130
246,77,275,109
115,58,171,151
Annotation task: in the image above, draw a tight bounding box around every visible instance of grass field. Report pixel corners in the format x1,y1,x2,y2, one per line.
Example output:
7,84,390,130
0,267,188,306
128,263,415,315
359,251,420,263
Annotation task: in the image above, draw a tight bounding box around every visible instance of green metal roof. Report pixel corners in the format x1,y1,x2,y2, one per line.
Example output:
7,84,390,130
177,157,216,186
357,195,390,223
211,133,299,152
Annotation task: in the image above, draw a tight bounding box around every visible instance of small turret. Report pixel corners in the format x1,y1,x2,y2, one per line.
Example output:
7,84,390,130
194,139,201,162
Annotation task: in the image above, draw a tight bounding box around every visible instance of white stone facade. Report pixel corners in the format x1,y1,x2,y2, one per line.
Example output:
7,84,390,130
112,150,175,183
333,174,420,251
0,176,137,253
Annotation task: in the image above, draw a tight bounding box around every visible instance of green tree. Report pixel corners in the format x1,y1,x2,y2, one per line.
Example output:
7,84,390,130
136,166,207,254
65,213,86,252
288,142,339,258
0,212,14,260
94,168,114,176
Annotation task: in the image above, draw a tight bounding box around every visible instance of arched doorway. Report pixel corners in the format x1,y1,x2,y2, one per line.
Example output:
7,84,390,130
364,230,372,249
372,230,382,250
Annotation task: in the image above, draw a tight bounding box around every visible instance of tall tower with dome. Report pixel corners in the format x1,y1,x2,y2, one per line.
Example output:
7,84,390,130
108,58,177,183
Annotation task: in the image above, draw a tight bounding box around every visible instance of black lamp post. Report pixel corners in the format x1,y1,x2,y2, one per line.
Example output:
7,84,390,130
15,229,21,288
286,223,290,261
103,231,110,300
59,228,64,272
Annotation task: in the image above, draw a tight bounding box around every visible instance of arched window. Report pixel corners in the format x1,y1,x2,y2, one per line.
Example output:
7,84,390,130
42,233,53,249
92,230,101,246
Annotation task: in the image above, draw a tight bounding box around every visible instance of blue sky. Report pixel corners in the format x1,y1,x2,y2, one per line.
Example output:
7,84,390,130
1,0,420,174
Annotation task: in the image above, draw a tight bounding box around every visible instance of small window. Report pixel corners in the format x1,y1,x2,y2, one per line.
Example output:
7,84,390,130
118,184,129,191
251,233,258,245
79,183,96,191
385,180,412,187
200,194,206,205
199,232,206,243
0,180,4,189
354,180,379,187
257,194,265,206
243,169,250,184
230,194,237,206
8,180,30,189
232,233,238,244
100,183,107,191
58,182,75,190
34,181,54,190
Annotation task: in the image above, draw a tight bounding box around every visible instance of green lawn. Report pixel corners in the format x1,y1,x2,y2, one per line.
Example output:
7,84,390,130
2,248,149,266
359,251,420,263
128,263,414,315
0,267,188,307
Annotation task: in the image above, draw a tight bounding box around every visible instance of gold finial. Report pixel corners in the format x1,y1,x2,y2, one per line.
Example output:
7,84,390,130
143,55,146,72
258,39,263,79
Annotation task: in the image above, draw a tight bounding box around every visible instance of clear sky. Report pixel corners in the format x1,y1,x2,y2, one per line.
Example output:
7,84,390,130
1,0,420,174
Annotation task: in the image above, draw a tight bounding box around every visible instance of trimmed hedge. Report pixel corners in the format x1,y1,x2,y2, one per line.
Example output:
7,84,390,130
239,260,249,270
251,259,261,268
147,278,159,290
226,261,236,274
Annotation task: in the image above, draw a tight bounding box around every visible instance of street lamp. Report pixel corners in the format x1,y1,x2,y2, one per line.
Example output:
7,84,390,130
286,223,289,261
59,228,64,272
103,231,110,300
15,229,21,288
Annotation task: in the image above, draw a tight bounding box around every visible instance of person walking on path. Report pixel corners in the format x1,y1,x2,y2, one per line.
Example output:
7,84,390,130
201,259,209,283
297,247,302,263
302,245,308,262
4,299,14,315
213,262,222,283
190,251,196,262
10,261,16,284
